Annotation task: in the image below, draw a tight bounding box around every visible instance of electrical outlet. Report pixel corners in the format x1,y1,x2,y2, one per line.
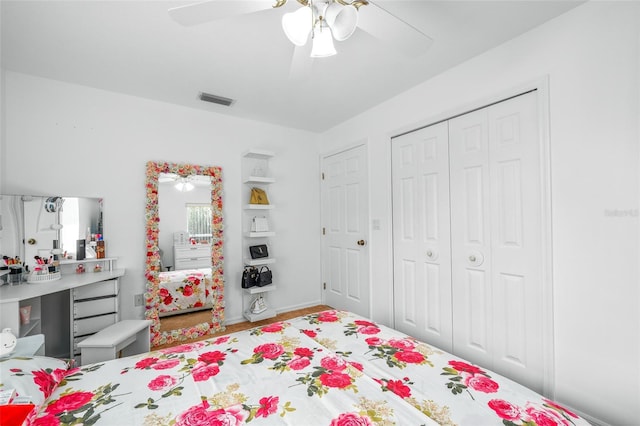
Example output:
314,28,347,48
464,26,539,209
134,294,144,307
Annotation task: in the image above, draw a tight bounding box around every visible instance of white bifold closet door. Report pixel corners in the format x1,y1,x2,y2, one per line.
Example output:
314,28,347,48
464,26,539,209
392,121,453,352
392,91,545,393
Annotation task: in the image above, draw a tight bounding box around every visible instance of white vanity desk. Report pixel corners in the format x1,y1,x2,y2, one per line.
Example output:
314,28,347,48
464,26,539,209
0,264,125,361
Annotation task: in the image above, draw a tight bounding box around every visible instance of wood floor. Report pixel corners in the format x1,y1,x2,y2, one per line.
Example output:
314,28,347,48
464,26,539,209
152,305,332,350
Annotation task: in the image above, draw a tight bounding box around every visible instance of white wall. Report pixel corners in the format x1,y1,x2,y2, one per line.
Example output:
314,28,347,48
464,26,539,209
1,72,323,325
320,2,639,425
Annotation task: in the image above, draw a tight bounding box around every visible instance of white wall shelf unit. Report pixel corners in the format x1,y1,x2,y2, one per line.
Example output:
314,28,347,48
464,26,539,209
244,177,276,184
242,149,277,322
244,258,276,267
244,231,276,238
245,204,275,210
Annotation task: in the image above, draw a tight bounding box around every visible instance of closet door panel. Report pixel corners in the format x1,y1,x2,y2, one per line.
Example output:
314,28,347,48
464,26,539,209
392,122,452,352
489,92,544,393
449,108,493,368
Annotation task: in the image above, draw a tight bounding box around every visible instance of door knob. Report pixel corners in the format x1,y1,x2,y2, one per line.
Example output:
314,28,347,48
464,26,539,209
357,240,366,246
467,250,484,266
425,248,439,261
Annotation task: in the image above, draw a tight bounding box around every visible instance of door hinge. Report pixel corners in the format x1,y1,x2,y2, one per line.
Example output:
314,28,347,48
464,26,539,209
321,172,325,180
322,227,325,235
323,282,326,290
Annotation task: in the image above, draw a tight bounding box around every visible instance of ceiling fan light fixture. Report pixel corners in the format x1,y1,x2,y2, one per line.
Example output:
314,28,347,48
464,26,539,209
311,20,336,58
282,6,312,46
324,3,358,41
174,178,194,192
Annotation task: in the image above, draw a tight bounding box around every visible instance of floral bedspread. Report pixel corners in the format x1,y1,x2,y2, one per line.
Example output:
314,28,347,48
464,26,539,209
157,268,213,316
20,310,588,425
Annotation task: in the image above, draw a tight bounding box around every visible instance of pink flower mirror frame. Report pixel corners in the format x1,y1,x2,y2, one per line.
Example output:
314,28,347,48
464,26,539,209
144,161,225,347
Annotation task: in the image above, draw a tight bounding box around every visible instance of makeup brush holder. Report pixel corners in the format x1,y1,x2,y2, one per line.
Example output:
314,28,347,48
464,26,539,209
8,266,23,285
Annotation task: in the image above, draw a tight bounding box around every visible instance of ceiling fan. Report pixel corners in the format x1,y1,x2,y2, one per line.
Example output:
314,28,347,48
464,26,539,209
168,0,434,59
159,173,211,191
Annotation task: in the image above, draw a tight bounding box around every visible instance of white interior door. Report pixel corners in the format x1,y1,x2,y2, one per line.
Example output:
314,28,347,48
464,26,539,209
450,91,544,392
391,122,453,352
321,144,370,317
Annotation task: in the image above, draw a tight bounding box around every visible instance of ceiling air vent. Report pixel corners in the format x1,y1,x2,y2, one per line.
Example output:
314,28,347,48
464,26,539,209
199,92,235,107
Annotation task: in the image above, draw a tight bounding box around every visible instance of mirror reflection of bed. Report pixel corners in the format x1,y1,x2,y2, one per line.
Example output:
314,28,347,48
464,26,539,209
157,173,214,334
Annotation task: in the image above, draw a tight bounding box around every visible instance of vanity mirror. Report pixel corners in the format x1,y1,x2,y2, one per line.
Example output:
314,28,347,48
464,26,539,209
0,194,103,272
144,161,225,347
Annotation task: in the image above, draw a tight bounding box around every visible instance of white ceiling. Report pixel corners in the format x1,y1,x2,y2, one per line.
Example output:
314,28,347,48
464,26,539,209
1,0,582,133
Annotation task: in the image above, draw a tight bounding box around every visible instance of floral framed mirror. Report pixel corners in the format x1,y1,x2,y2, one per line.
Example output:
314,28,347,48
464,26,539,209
145,161,225,347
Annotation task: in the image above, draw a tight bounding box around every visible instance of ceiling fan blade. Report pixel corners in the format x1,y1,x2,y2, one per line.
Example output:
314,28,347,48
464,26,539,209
289,43,313,80
159,173,179,183
168,0,276,26
357,1,433,57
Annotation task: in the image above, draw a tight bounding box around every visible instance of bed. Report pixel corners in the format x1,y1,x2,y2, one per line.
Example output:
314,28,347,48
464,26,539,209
157,268,213,317
1,310,588,425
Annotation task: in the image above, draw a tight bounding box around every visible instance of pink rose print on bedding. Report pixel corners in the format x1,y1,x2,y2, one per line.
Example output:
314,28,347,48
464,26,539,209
301,328,318,338
320,354,348,371
256,395,279,418
344,319,381,337
130,347,234,410
177,397,282,425
249,321,289,336
31,412,59,426
287,356,311,370
198,350,227,364
319,371,353,388
330,412,374,426
33,371,126,426
441,359,499,399
45,391,94,415
192,362,221,381
365,336,431,369
135,356,159,369
317,311,340,322
32,369,63,399
295,354,360,397
260,322,284,333
489,398,580,425
158,341,206,355
148,374,179,391
151,358,181,370
8,365,82,401
253,342,286,360
159,287,173,305
303,310,342,324
181,283,194,297
242,342,317,373
176,401,247,426
375,377,413,399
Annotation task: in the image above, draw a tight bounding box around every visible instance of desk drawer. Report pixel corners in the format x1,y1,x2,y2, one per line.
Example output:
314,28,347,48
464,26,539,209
174,245,211,258
73,279,118,301
175,257,210,270
74,313,117,336
74,296,117,319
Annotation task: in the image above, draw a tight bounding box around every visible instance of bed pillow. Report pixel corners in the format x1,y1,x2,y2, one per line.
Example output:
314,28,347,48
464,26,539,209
0,356,73,409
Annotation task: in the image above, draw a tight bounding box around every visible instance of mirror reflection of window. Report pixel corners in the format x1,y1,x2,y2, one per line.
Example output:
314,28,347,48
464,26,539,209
186,204,212,244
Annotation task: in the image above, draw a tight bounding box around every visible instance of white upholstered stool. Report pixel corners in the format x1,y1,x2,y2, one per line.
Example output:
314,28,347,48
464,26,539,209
77,320,152,365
